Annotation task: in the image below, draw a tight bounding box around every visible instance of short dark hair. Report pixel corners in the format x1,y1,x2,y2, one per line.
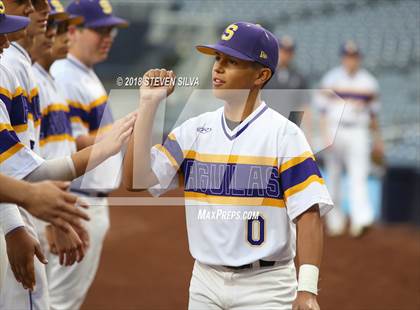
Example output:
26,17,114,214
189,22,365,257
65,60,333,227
252,62,273,88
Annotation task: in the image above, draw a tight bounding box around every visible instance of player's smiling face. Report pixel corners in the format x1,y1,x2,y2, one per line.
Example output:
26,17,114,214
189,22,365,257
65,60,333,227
31,21,56,60
212,52,271,100
51,25,70,60
71,26,115,66
28,0,50,36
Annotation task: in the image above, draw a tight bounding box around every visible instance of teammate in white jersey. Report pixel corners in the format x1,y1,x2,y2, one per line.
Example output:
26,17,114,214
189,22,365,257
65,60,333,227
0,2,89,297
315,41,384,237
32,1,95,308
0,2,135,308
124,22,333,310
1,7,88,225
49,1,128,309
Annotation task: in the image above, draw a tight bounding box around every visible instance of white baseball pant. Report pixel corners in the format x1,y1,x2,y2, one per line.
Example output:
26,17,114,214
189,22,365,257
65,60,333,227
325,126,374,232
0,207,49,310
188,260,297,310
45,196,110,310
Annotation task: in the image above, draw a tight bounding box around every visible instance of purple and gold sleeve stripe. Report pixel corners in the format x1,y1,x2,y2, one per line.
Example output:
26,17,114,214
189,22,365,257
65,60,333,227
0,87,13,100
40,104,73,145
40,134,75,147
155,133,184,169
25,88,41,126
68,100,89,129
1,87,30,133
0,123,25,163
279,151,325,200
89,104,113,132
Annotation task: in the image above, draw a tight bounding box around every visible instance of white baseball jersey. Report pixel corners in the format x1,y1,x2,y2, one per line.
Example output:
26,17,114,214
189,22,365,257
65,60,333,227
150,102,333,266
50,55,121,191
32,63,76,159
316,66,379,128
0,63,44,234
1,42,42,153
0,48,49,310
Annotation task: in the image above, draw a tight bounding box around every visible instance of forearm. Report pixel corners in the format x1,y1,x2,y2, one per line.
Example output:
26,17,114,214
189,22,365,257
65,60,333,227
24,157,76,182
370,116,381,139
295,205,323,295
75,134,97,151
70,141,110,177
0,174,32,205
123,100,159,190
296,205,323,266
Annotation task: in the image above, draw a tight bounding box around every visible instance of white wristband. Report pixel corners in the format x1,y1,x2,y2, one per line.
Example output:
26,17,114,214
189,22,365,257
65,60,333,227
0,204,25,235
297,264,319,295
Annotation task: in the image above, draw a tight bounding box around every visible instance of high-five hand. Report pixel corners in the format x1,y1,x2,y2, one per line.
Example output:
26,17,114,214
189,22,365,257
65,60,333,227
140,69,176,104
98,111,138,156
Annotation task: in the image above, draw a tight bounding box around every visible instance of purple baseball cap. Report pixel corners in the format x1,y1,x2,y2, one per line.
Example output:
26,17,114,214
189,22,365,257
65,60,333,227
66,0,128,28
48,0,69,21
196,22,279,73
49,0,84,26
0,0,30,35
340,40,361,56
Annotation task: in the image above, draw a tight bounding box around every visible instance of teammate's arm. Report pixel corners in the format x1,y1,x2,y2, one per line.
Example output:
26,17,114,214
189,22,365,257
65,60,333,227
24,112,136,181
5,226,48,291
123,69,176,190
370,113,384,164
45,224,87,266
74,134,97,151
293,204,323,310
0,174,89,230
70,111,136,176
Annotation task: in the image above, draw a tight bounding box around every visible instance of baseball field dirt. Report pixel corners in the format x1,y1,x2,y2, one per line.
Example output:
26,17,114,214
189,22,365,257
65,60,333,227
81,189,420,310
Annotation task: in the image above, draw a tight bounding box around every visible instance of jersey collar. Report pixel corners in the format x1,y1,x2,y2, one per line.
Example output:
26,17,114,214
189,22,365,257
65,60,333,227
67,54,91,74
221,101,268,141
10,42,31,64
33,62,55,86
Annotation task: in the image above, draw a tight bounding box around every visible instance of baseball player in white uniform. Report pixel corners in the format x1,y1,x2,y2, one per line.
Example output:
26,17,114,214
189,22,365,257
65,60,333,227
315,41,384,237
124,22,333,310
49,1,128,309
0,2,134,308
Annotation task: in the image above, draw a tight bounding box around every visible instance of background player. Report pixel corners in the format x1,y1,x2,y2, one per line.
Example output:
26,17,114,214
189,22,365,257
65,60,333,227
266,35,307,91
315,41,384,237
49,1,128,308
124,22,333,310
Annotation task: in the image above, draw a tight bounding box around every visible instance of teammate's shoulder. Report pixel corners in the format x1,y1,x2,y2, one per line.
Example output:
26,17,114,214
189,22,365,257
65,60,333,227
0,62,13,78
265,107,305,137
265,105,291,125
358,68,378,84
50,58,79,79
170,107,221,138
0,63,18,88
325,66,343,79
177,108,219,129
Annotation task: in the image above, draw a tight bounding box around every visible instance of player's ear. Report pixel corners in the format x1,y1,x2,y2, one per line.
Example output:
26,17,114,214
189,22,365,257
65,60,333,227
254,67,272,87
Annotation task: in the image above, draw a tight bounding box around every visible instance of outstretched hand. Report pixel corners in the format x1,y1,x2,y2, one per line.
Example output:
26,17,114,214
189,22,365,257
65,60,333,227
22,181,90,232
46,225,88,266
5,227,47,291
99,111,137,156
